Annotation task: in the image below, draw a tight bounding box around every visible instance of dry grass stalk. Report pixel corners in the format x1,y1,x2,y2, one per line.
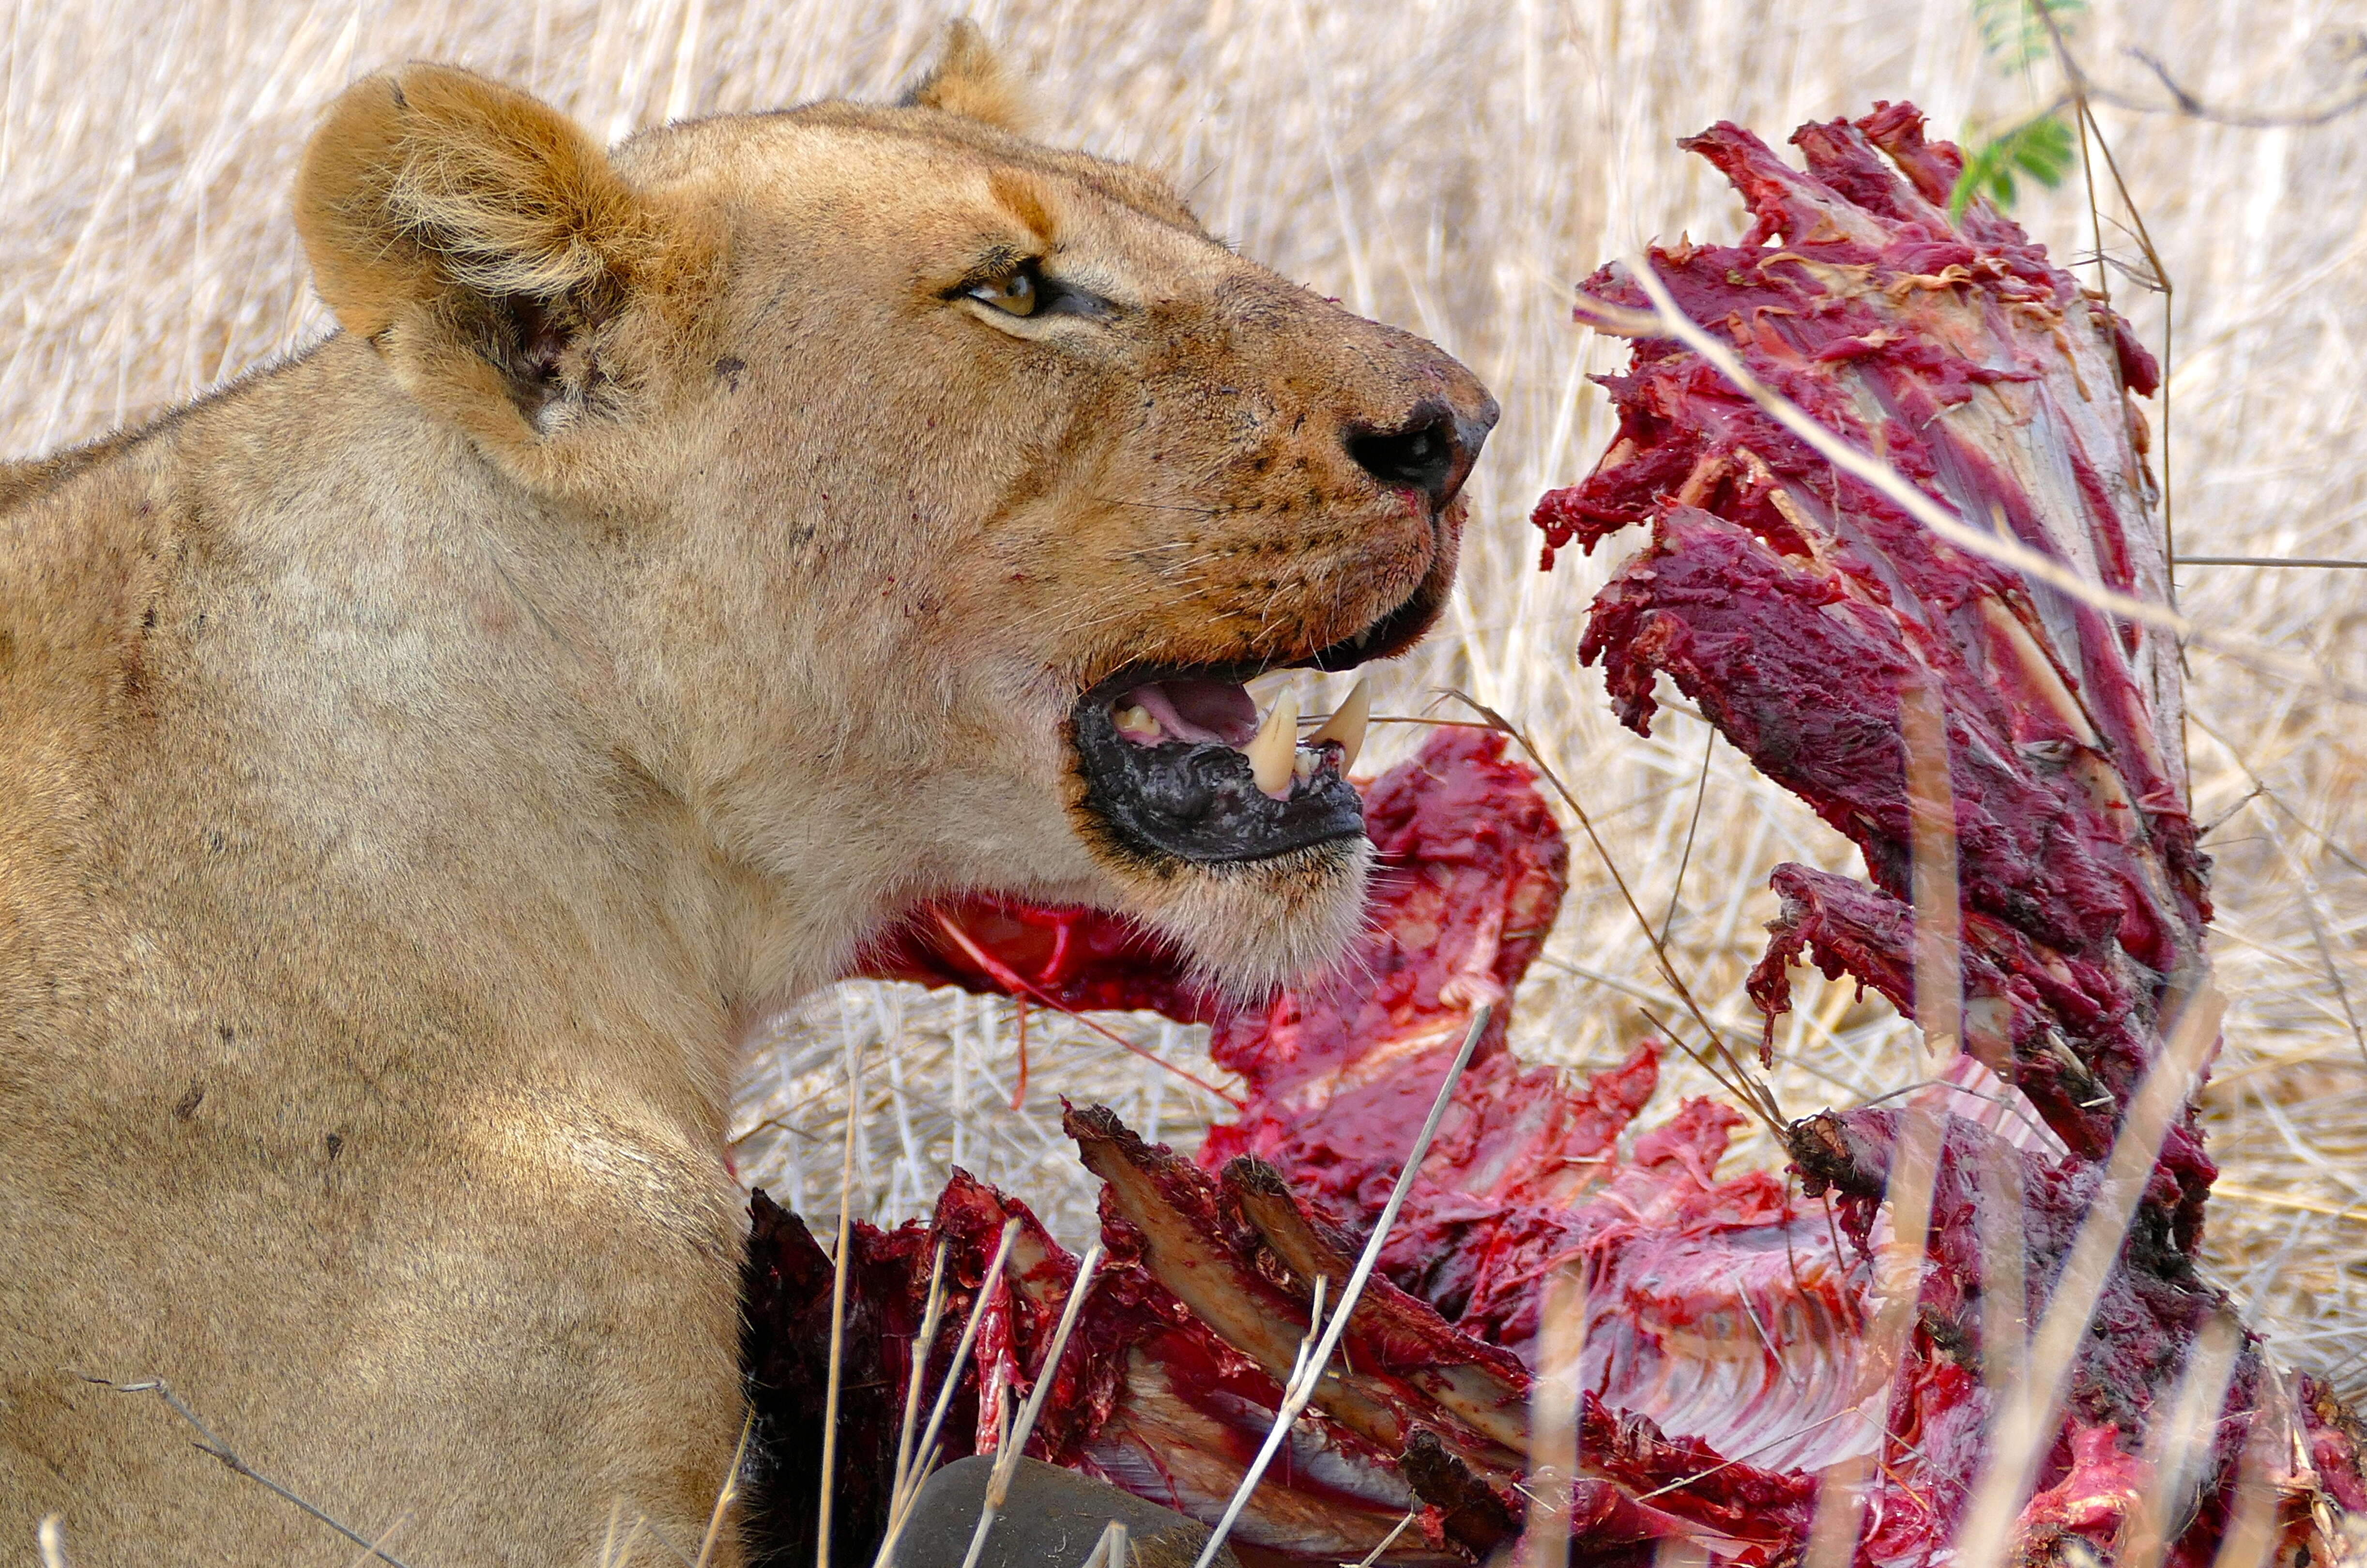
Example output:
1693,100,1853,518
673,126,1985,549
1519,1264,1588,1568
954,1243,1106,1568
337,1515,417,1568
1192,1004,1494,1568
890,1244,952,1509
1797,680,1968,1565
2117,1309,2244,1568
693,1415,755,1568
1802,1453,1875,1568
1080,1519,1131,1568
1348,1512,1420,1568
598,1500,649,1568
2206,1371,2293,1568
869,1218,1023,1568
1954,986,2232,1568
1901,685,1964,1066
1972,1138,2033,1395
817,1038,866,1568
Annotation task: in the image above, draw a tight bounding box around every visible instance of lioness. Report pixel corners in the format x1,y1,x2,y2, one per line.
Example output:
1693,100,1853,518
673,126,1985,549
0,26,1493,1566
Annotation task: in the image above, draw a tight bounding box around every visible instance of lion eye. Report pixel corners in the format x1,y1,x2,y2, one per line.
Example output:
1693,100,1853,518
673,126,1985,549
967,266,1038,317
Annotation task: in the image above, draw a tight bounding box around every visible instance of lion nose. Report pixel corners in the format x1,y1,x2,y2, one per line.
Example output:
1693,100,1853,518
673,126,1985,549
1344,395,1496,509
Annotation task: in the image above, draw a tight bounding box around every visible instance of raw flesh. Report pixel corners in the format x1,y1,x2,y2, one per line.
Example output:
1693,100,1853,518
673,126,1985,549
744,106,2367,1568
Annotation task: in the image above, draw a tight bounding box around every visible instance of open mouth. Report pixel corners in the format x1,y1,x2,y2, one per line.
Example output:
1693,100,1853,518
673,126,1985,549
1069,665,1374,866
1066,555,1446,869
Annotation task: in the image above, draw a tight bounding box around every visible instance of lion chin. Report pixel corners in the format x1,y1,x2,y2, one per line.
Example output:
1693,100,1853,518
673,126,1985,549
1145,837,1379,999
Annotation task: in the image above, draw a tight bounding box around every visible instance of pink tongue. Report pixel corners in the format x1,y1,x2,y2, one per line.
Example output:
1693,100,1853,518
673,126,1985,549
1125,679,1257,746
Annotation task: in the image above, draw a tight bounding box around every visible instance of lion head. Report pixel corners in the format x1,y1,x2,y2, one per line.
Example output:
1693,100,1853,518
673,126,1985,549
293,28,1496,1004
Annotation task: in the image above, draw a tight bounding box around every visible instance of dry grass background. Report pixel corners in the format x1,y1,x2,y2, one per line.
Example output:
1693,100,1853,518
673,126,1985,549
5,0,2364,1403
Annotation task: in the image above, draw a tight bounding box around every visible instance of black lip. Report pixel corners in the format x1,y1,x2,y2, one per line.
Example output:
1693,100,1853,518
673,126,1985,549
1066,577,1437,867
1069,675,1364,866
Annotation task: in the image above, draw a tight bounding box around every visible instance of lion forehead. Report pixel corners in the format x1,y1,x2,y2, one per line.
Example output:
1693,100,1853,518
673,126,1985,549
612,104,1210,242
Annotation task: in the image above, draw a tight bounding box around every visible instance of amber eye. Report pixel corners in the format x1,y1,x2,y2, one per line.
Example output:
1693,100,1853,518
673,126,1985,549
966,266,1038,317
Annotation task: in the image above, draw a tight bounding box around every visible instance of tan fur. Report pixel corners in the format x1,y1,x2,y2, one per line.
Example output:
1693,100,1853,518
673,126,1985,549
0,30,1492,1566
899,18,1032,133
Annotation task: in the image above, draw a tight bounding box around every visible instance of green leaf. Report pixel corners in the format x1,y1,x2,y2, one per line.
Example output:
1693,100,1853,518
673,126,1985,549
1947,112,2077,220
1971,0,2089,70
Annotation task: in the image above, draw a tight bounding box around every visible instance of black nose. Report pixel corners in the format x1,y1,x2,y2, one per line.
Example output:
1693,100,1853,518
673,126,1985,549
1344,397,1487,508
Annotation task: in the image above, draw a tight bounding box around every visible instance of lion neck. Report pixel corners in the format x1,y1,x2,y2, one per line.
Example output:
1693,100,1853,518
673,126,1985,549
50,336,955,1126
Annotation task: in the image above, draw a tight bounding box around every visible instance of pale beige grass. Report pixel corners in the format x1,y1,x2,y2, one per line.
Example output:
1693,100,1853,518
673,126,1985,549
4,0,2362,1399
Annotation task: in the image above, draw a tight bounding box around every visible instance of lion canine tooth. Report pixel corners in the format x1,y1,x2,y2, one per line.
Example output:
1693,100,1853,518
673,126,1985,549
1246,688,1298,798
1307,675,1371,772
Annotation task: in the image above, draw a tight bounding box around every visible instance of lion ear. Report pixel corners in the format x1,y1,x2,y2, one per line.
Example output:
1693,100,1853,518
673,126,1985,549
901,21,1033,134
294,65,688,447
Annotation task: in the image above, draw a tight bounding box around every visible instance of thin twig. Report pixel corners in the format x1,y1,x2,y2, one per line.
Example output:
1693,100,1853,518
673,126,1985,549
2069,50,2109,311
2033,1,2179,594
1635,1006,1787,1139
1349,1512,1420,1568
2125,48,2367,129
2074,93,2177,609
1192,1004,1496,1568
91,1379,414,1568
1285,1276,1329,1389
1658,726,1716,950
2259,808,2367,1071
2198,784,2264,840
2175,555,2367,569
2189,711,2367,878
1442,692,1785,1131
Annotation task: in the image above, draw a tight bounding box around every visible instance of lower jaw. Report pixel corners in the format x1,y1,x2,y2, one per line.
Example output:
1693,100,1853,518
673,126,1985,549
1067,683,1369,869
1092,832,1374,997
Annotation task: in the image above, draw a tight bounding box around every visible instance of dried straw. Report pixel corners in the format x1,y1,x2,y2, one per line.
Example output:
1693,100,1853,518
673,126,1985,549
1192,1004,1494,1568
